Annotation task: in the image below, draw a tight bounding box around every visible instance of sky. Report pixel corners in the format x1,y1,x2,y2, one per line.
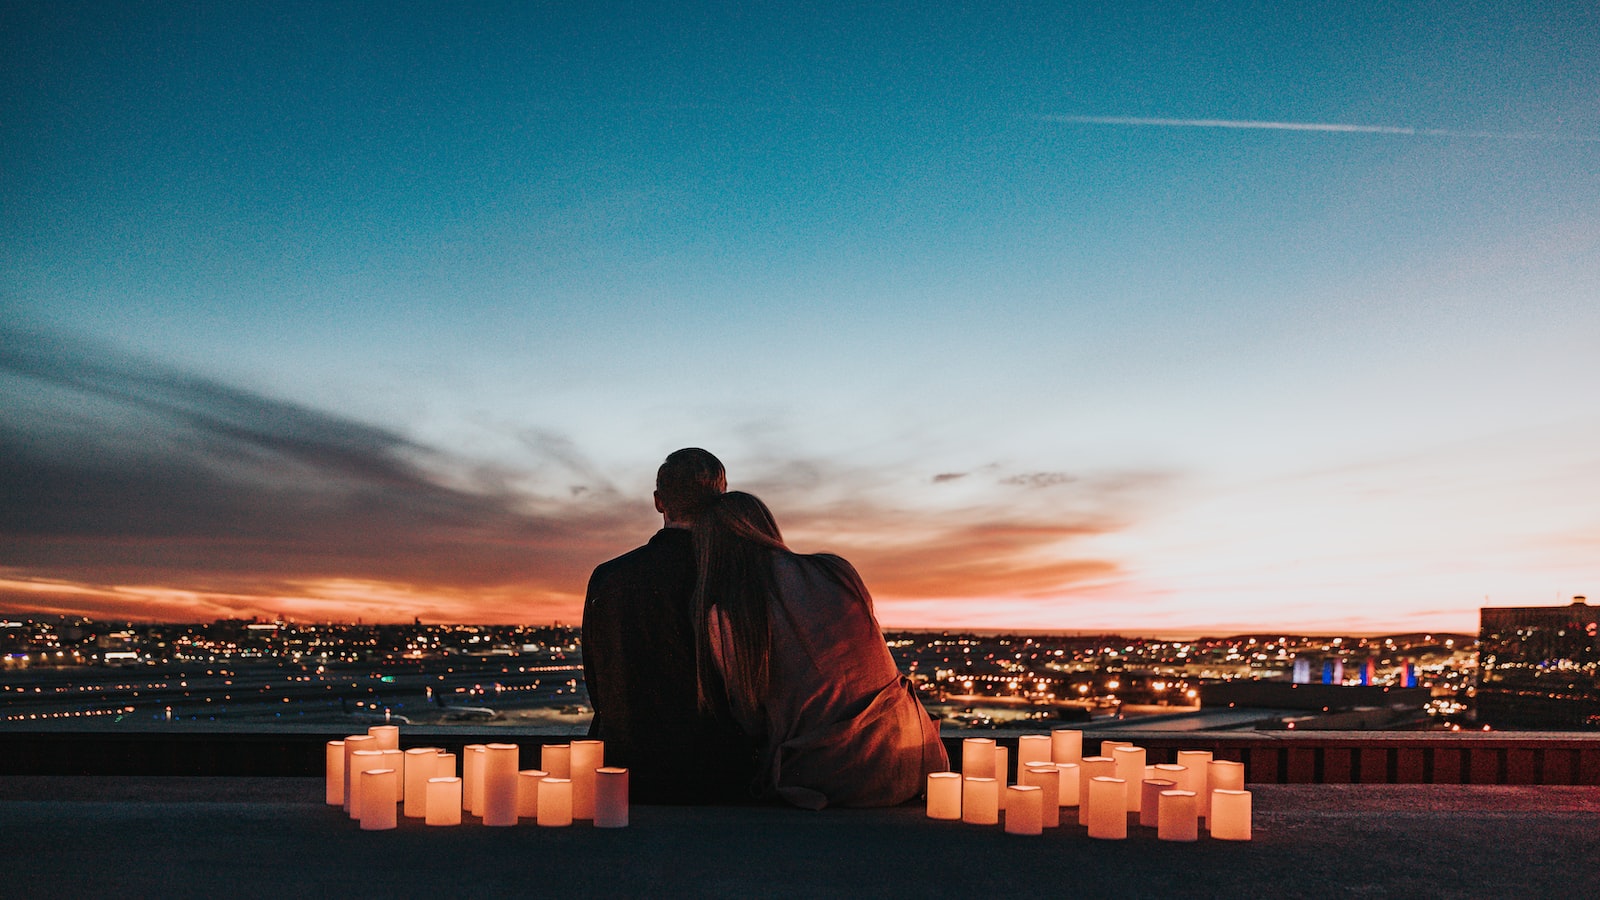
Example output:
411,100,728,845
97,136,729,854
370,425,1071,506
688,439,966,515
2,1,1597,635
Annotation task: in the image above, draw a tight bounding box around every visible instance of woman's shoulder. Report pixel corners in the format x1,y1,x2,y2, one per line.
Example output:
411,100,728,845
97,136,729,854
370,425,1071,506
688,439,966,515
777,551,868,597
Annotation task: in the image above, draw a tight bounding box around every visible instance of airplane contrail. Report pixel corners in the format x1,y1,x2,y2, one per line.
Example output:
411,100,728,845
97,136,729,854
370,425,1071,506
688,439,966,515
1043,115,1599,142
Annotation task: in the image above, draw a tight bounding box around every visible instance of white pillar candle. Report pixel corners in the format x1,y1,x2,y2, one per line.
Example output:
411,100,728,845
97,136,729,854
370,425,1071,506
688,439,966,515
1086,777,1128,839
1154,762,1187,787
1176,751,1213,814
425,777,462,826
380,748,405,801
926,772,962,820
1206,760,1245,824
594,767,630,828
349,749,386,820
518,770,548,819
324,740,345,806
1017,735,1051,769
1111,746,1147,812
359,769,398,831
1210,789,1252,840
994,746,1010,809
1157,789,1199,841
1100,740,1131,755
1140,779,1175,827
435,751,457,781
403,748,438,817
1021,766,1060,828
962,738,996,779
481,743,521,826
1055,762,1080,807
1004,785,1043,836
537,777,573,827
367,724,400,751
1077,757,1114,826
1051,729,1083,765
342,734,375,812
570,739,604,820
463,744,487,814
961,777,998,825
541,743,572,779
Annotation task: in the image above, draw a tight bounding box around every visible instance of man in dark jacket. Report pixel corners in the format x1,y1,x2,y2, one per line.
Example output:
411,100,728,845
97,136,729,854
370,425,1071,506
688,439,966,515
581,448,755,802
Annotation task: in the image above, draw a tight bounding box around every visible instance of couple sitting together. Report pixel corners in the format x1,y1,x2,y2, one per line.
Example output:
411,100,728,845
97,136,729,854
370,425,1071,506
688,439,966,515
582,448,948,808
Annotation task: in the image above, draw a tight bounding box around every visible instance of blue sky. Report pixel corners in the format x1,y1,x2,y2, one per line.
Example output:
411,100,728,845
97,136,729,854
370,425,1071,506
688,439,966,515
3,1,1597,632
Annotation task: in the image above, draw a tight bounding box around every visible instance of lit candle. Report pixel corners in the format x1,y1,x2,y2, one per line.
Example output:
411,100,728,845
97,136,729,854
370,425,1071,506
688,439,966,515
962,738,996,779
570,739,604,820
926,772,962,820
1210,789,1252,840
1055,762,1081,808
1175,750,1213,814
324,740,345,806
1099,739,1131,755
367,724,399,751
1206,760,1245,825
481,743,520,826
435,751,457,780
518,769,548,819
1111,746,1147,812
359,769,398,831
1077,757,1114,826
349,749,385,820
1139,778,1175,827
381,748,405,801
1051,729,1083,766
994,745,1010,809
342,734,375,812
1021,766,1060,827
463,744,487,815
404,747,438,817
1157,789,1198,841
1017,735,1051,769
1004,785,1043,835
1086,777,1128,839
425,777,462,826
961,777,998,825
541,743,572,779
537,777,573,827
594,767,629,828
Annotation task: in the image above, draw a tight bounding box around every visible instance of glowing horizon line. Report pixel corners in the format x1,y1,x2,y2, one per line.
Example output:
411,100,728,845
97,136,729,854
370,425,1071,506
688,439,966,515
1043,114,1600,142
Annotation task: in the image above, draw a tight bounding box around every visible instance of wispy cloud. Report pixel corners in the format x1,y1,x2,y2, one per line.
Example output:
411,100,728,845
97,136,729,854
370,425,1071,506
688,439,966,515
1043,115,1600,142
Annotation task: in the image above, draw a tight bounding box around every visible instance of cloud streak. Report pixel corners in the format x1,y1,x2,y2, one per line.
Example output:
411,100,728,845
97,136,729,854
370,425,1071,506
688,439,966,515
1043,115,1600,143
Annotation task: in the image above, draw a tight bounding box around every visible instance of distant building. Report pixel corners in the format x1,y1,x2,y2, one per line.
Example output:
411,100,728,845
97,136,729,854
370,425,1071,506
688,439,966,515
1477,596,1600,728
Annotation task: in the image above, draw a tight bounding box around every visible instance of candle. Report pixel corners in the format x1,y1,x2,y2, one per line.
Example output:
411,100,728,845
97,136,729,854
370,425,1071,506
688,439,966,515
961,777,998,825
1004,785,1043,835
570,739,604,820
1157,789,1198,841
1099,740,1131,755
463,744,487,815
435,751,457,780
1055,762,1081,807
381,748,405,801
359,769,398,831
342,734,375,812
1154,762,1187,786
367,725,400,751
324,740,345,806
1111,746,1147,812
1139,779,1175,827
1210,789,1252,840
961,738,996,779
1017,735,1051,769
926,772,962,820
425,777,462,826
1021,766,1060,828
481,743,520,826
594,767,629,828
541,743,572,779
349,749,385,820
1175,750,1213,814
404,747,439,817
1086,777,1128,839
1077,757,1114,826
537,777,573,827
1051,729,1083,766
994,746,1010,810
1206,760,1245,824
518,770,548,819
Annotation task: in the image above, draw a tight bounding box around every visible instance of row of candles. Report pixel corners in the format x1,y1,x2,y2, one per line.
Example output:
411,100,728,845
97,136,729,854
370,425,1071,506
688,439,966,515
929,732,1252,840
325,726,628,831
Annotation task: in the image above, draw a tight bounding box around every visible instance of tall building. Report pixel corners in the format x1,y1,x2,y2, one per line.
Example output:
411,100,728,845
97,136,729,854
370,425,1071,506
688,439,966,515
1477,596,1600,728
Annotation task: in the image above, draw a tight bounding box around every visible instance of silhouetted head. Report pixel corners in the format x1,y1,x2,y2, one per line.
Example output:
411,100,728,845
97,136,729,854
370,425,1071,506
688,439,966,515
654,447,726,525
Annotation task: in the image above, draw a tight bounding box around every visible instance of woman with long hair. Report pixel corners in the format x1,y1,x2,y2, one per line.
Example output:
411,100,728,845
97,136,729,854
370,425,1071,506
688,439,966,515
692,491,948,808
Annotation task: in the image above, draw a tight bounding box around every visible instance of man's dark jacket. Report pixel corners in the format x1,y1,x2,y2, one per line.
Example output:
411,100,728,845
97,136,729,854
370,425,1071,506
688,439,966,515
582,527,755,802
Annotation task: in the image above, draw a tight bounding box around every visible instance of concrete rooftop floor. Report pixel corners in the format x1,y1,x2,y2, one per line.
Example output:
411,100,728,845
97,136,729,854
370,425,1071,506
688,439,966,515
3,777,1597,898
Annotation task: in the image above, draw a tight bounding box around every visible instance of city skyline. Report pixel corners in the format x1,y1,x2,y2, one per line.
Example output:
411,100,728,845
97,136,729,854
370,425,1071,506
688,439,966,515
3,3,1598,633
